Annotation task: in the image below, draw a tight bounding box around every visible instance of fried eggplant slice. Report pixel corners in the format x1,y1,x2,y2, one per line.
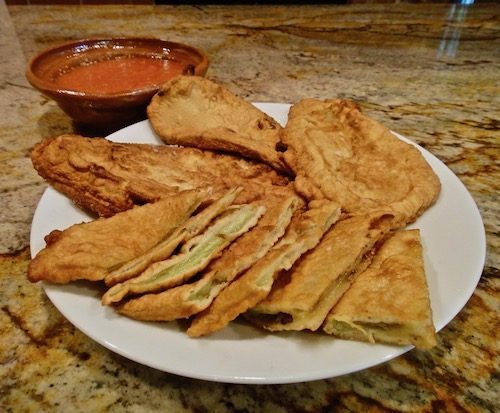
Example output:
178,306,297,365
30,134,291,217
28,192,204,284
148,76,289,173
280,99,441,226
117,191,303,321
102,203,266,305
186,200,341,337
104,187,242,286
246,212,395,332
323,230,437,349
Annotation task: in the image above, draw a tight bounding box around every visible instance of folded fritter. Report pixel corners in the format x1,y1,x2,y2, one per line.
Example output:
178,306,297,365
280,99,441,226
28,192,204,284
187,200,341,337
117,191,303,321
31,134,291,217
102,203,265,305
247,212,395,332
148,76,289,173
323,230,437,349
104,187,242,286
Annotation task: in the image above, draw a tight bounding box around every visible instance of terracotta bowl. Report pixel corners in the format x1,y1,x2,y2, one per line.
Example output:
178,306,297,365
26,38,209,132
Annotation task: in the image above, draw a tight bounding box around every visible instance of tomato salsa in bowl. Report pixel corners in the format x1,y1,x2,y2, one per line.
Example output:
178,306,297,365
26,38,209,132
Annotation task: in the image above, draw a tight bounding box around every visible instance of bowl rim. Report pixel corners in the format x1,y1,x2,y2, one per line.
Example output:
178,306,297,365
25,36,209,100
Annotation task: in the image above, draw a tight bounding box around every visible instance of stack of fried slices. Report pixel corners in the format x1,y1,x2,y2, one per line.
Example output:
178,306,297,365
29,76,440,349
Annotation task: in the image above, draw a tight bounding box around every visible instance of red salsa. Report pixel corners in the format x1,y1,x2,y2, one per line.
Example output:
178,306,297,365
54,55,189,94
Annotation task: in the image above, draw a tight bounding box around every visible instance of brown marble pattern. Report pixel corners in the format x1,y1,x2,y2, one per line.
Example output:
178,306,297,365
1,2,499,412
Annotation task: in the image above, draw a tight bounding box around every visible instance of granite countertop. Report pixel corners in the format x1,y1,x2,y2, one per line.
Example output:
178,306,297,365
1,2,498,412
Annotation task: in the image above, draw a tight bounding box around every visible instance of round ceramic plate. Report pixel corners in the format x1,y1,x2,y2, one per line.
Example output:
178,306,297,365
30,103,486,384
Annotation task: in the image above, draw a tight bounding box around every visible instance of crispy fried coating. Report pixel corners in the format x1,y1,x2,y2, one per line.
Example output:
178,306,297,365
187,200,341,337
323,230,437,349
30,134,291,217
28,192,204,284
148,76,289,173
246,212,395,332
280,99,440,226
104,187,242,286
117,191,303,321
102,203,265,305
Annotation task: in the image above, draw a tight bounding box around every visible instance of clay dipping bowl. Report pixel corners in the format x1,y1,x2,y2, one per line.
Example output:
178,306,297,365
26,38,209,133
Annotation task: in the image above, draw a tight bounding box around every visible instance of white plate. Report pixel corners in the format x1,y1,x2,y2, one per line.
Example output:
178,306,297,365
30,103,486,384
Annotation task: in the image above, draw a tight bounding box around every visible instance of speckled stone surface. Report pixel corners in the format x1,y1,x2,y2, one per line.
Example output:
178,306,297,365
1,2,498,412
